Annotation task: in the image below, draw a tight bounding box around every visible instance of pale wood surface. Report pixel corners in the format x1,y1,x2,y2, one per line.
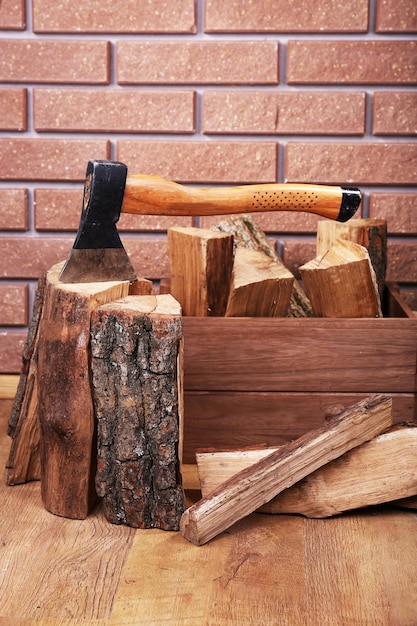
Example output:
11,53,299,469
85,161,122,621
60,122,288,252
196,426,417,517
0,399,417,624
180,395,392,545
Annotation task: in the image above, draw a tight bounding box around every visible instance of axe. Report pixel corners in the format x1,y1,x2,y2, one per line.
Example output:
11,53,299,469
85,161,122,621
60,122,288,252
59,159,361,283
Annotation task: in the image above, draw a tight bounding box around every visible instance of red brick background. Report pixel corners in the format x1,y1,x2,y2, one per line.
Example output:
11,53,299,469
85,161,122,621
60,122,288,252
0,0,416,372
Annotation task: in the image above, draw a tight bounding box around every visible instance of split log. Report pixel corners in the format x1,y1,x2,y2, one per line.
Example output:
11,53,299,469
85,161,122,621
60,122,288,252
196,425,417,517
5,273,46,484
212,214,313,317
91,294,185,530
38,261,130,519
128,277,153,295
168,226,234,316
299,239,382,318
180,394,392,545
317,218,387,295
225,248,294,317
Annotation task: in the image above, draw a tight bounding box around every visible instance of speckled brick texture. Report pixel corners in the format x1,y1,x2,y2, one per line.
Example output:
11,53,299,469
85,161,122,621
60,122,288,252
0,0,416,373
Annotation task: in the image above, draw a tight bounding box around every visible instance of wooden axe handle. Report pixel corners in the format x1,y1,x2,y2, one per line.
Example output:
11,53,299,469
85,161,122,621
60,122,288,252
122,175,360,222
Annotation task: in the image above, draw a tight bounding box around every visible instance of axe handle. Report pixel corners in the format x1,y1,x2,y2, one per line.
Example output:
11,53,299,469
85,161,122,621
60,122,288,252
121,175,360,222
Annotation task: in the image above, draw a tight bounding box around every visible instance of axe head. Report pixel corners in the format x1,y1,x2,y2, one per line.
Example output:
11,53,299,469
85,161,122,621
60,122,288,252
59,160,137,284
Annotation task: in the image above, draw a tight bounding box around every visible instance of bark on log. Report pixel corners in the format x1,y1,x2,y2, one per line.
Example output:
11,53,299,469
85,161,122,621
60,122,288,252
317,218,387,296
196,425,417,517
211,214,313,317
168,226,234,316
180,394,392,545
225,248,294,317
6,274,46,484
91,294,185,530
38,262,130,519
299,240,382,318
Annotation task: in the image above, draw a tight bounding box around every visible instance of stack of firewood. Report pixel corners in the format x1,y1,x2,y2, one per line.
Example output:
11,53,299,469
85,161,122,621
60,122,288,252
167,216,387,319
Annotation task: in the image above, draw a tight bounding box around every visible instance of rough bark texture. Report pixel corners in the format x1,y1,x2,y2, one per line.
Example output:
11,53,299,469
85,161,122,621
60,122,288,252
211,214,313,317
91,295,185,530
38,262,129,519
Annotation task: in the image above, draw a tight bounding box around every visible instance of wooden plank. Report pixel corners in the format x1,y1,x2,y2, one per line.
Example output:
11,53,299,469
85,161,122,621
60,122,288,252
0,374,19,399
180,395,392,545
183,317,417,393
183,391,415,463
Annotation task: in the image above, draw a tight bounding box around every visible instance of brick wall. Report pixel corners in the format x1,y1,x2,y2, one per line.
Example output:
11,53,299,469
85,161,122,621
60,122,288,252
0,0,416,373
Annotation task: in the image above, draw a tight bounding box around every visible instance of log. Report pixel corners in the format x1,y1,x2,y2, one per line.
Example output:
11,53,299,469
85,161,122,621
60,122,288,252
225,248,294,317
180,394,392,545
6,273,46,484
38,262,130,519
91,294,185,530
317,218,387,295
299,239,382,318
168,226,234,316
196,425,417,517
212,214,313,317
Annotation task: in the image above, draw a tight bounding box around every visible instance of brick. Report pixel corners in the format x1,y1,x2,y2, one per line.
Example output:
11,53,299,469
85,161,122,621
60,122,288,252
0,0,25,30
117,41,279,85
285,142,417,186
370,193,417,234
0,284,28,325
373,92,417,135
0,236,169,281
0,88,27,131
34,89,195,133
376,0,417,32
282,240,316,279
0,139,109,181
33,0,196,33
287,41,417,84
203,91,365,135
0,331,26,374
205,0,368,32
117,141,278,183
0,236,75,279
0,189,28,230
386,243,417,283
0,40,109,83
34,188,192,232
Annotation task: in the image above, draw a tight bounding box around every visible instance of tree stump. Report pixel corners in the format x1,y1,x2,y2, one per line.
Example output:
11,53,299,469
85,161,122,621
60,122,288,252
38,262,130,519
91,294,185,530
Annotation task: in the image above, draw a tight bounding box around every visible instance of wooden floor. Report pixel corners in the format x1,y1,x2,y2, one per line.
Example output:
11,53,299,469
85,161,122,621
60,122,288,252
1,398,417,625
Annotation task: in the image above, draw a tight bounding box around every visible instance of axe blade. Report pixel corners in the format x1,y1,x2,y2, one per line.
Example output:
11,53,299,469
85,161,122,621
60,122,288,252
59,160,136,284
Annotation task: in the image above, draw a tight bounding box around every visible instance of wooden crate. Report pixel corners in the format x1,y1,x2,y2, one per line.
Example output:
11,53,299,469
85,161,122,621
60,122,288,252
182,284,417,463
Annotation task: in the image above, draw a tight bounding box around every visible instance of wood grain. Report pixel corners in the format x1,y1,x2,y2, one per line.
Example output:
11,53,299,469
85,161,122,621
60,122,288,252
182,317,417,392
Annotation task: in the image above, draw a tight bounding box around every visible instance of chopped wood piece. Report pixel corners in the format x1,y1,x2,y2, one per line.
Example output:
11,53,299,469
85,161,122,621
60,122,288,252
128,277,153,295
317,218,387,295
299,239,382,318
225,248,294,317
212,214,312,317
168,226,234,316
38,262,130,519
180,394,392,545
196,425,417,517
91,294,185,530
6,273,47,484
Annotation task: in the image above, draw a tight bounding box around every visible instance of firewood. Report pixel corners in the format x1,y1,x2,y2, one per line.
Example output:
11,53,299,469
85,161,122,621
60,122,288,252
299,239,382,318
91,294,185,530
180,395,392,545
317,218,387,295
128,277,153,295
38,262,130,519
212,214,313,317
196,425,417,517
168,226,234,316
6,273,47,484
225,248,294,317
